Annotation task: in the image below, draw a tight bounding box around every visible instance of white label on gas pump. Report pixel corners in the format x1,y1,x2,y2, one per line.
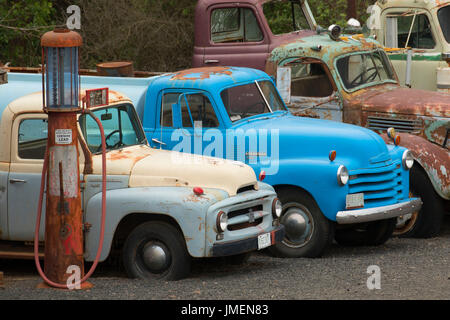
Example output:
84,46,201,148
55,129,73,145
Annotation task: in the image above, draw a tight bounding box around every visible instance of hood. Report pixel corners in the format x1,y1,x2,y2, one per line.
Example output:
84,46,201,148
268,33,381,66
350,84,450,118
233,113,392,169
108,146,257,196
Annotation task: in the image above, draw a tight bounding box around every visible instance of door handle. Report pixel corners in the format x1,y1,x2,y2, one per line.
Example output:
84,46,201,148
205,59,219,64
9,179,27,184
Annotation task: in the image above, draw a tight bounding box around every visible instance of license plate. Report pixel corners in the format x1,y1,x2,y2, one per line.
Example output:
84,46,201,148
258,233,272,250
346,193,364,209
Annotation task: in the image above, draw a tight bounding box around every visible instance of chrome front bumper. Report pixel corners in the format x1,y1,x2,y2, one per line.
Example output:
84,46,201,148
336,198,422,224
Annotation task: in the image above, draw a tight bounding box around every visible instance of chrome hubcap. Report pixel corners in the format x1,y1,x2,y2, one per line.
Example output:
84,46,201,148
142,242,170,273
281,206,313,248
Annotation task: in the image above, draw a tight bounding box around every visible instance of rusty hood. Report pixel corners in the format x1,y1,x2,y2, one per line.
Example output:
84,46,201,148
349,84,450,118
125,147,257,197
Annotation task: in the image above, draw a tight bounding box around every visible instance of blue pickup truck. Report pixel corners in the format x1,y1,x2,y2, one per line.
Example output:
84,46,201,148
4,66,421,258
133,66,421,258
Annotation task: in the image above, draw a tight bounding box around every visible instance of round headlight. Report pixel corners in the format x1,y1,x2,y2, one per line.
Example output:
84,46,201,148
272,198,283,218
337,165,349,186
402,150,414,170
216,211,228,233
328,24,342,41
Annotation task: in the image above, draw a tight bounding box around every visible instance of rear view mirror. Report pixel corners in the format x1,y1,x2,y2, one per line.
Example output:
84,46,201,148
101,113,113,121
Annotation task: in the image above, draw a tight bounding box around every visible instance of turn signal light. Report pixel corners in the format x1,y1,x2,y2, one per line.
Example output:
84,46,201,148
259,170,266,182
394,135,401,146
329,150,337,162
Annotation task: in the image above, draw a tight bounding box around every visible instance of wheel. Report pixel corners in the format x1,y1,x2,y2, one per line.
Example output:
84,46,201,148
122,221,191,281
268,188,334,258
335,218,396,246
224,252,251,265
394,165,444,238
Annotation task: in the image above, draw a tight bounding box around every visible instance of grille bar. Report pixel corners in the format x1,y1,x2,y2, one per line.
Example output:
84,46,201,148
367,116,422,133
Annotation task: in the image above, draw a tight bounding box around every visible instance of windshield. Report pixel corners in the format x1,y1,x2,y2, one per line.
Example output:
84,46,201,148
263,1,310,35
221,80,287,122
336,50,397,91
438,5,450,44
79,104,146,153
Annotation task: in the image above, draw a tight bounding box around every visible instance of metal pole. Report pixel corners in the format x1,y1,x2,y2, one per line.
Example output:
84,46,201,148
44,111,85,285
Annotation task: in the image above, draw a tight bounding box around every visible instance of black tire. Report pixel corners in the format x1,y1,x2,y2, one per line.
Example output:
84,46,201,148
267,188,334,258
335,218,396,246
396,165,445,238
122,221,191,281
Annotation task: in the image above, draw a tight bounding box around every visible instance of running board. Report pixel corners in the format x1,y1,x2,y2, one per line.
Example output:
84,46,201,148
0,242,44,260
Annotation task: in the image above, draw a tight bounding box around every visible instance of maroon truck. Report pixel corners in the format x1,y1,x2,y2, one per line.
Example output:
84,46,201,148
192,0,449,238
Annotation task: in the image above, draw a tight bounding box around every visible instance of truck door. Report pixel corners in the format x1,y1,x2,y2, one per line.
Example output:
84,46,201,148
381,8,443,91
152,91,224,158
7,114,47,241
203,5,269,71
277,58,342,122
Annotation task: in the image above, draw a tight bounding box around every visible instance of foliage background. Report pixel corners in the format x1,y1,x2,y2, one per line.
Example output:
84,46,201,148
0,0,375,71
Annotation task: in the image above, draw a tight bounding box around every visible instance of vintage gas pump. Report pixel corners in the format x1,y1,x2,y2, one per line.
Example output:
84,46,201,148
34,28,107,289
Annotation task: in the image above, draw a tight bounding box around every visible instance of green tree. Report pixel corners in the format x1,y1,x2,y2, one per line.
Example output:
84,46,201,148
0,0,58,66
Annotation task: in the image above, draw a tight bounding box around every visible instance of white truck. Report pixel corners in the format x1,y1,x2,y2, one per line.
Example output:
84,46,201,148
369,0,450,92
0,72,284,281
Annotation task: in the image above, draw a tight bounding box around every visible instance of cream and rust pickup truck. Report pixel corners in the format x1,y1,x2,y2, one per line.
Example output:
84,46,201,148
0,73,284,280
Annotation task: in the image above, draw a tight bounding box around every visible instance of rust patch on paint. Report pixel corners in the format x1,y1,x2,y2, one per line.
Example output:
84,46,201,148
171,67,233,81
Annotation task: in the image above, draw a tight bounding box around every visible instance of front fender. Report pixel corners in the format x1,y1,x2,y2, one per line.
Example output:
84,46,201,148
264,159,348,221
381,133,450,200
83,186,227,261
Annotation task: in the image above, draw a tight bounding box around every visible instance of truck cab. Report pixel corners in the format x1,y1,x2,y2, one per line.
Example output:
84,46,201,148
0,72,284,280
192,0,449,239
369,0,450,93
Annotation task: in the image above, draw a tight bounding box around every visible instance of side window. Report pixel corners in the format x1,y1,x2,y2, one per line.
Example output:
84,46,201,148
18,119,48,159
386,12,436,49
211,7,263,43
287,61,333,97
181,94,220,128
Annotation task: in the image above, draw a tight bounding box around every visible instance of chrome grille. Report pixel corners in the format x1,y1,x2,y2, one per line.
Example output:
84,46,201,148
367,116,422,133
227,205,264,231
348,161,404,208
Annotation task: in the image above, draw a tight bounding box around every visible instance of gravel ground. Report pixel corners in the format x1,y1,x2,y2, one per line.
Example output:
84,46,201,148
1,216,449,301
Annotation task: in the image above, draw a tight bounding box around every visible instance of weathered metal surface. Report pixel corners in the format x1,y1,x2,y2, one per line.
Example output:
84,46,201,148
171,67,233,81
381,133,450,199
97,61,134,77
41,28,82,48
45,112,85,285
